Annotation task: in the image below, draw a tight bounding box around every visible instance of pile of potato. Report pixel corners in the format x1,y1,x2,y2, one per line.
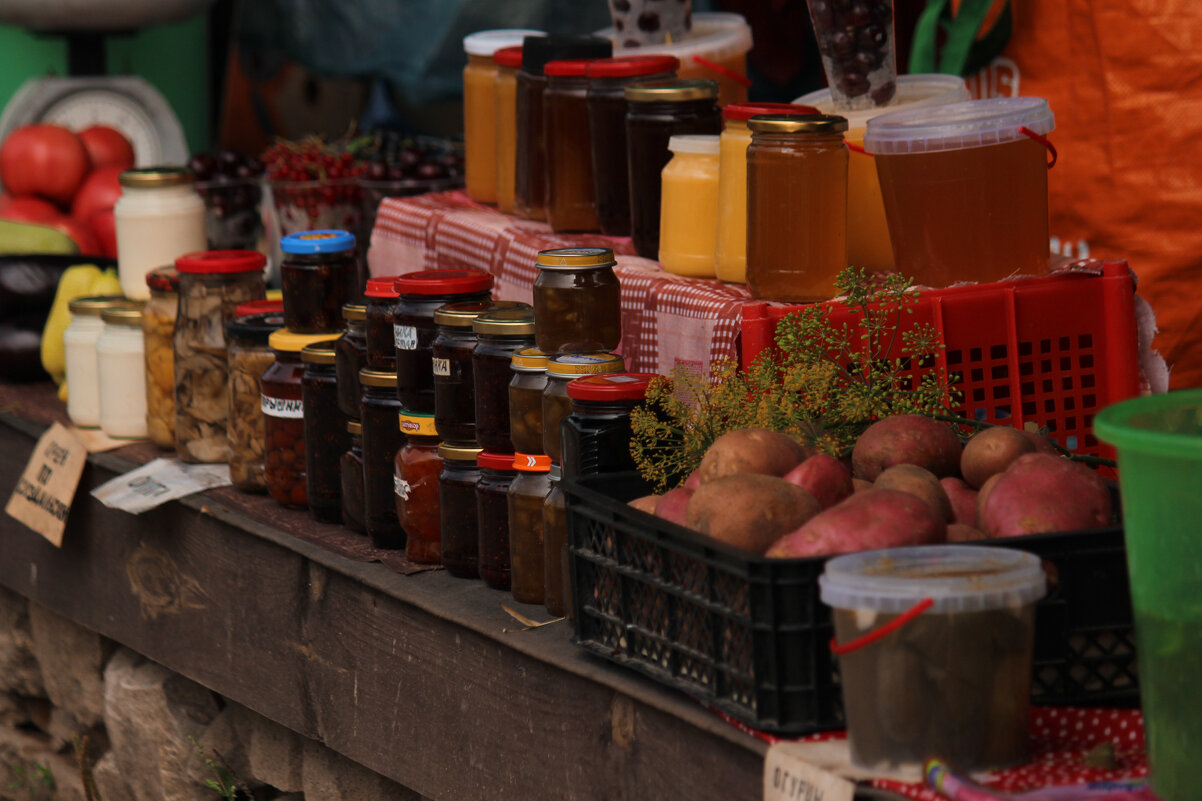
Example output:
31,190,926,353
629,415,1115,558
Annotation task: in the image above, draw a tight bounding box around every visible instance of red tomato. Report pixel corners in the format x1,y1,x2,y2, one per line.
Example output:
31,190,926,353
78,125,135,171
71,166,124,222
89,209,117,259
53,216,102,256
0,195,63,225
0,124,90,206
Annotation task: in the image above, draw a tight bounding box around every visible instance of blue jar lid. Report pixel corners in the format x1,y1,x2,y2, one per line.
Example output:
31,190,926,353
280,229,356,255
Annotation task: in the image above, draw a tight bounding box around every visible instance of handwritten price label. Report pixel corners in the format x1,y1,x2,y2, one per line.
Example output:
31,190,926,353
763,743,855,801
5,423,87,547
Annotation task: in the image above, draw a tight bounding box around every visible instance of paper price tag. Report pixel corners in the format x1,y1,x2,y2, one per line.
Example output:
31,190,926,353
764,743,855,801
5,422,87,547
91,458,232,515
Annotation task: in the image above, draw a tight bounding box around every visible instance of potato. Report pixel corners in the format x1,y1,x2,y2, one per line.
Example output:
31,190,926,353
783,453,854,509
852,478,873,493
979,453,1114,537
697,428,807,484
686,474,820,553
683,469,702,490
628,495,660,514
1023,429,1059,455
947,522,988,542
940,477,979,526
654,487,694,527
851,414,962,480
766,489,947,559
873,464,953,522
975,473,1002,528
960,426,1036,489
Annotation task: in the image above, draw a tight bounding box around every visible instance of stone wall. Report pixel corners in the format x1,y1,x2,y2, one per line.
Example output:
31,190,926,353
0,587,423,801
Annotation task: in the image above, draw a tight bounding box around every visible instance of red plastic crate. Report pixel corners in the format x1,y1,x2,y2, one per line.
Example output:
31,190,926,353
739,261,1141,466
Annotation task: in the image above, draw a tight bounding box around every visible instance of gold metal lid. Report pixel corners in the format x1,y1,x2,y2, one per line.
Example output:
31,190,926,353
438,441,484,461
100,305,145,326
625,78,720,103
347,420,362,435
68,295,135,316
342,303,367,322
746,113,849,135
300,340,338,364
546,352,626,377
269,329,338,352
473,307,535,335
359,368,398,387
433,299,527,328
511,347,549,371
119,167,195,188
535,247,616,270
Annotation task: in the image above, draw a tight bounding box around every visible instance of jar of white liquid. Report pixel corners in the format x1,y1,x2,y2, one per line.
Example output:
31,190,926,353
64,295,134,429
114,167,207,300
98,304,149,439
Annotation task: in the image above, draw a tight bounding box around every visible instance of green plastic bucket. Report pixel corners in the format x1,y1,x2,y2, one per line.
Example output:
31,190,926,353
1095,390,1202,801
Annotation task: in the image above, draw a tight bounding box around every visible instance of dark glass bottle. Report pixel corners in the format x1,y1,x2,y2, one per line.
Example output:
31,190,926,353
473,307,536,453
439,442,484,578
477,450,517,591
279,229,357,333
301,340,347,523
335,302,367,419
364,276,401,371
360,368,405,548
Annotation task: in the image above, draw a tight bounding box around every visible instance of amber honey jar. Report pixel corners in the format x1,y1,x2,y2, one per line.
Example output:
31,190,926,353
544,59,599,233
532,248,621,355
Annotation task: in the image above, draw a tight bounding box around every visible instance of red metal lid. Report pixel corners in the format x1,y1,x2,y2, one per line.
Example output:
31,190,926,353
234,298,284,317
477,450,517,470
513,452,552,472
543,59,592,78
394,269,494,297
586,54,679,79
365,275,401,298
567,373,658,402
175,249,266,274
722,102,820,122
494,45,524,69
145,266,179,292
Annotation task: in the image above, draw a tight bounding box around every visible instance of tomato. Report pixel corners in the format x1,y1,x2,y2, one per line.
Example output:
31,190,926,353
89,209,117,259
0,124,90,207
78,125,135,171
0,195,63,225
71,166,124,222
53,216,102,256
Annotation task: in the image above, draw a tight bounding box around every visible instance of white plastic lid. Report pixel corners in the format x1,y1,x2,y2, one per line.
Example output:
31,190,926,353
863,97,1055,155
819,545,1047,614
463,29,546,57
596,12,753,62
793,74,971,137
669,134,720,155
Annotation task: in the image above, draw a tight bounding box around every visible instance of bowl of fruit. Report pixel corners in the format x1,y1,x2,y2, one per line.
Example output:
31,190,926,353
262,137,368,240
190,150,266,251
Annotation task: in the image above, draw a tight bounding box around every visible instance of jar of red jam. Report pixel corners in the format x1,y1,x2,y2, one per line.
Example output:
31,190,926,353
477,450,517,591
439,441,484,578
261,329,340,508
301,340,347,523
341,420,366,534
364,275,401,371
280,229,357,333
335,302,367,419
473,307,536,454
543,463,569,617
396,412,442,563
393,269,494,412
361,368,405,548
561,372,656,479
543,353,626,464
509,347,549,454
532,248,621,354
508,452,552,604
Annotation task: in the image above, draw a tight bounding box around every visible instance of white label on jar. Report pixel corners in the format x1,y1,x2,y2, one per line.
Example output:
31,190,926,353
394,474,411,500
395,325,418,350
261,395,304,419
432,357,450,377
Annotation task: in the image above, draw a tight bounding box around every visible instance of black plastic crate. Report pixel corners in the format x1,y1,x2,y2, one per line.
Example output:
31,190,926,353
564,471,1137,736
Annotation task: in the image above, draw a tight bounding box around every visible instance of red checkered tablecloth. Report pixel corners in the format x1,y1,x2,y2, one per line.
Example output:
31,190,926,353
369,190,754,375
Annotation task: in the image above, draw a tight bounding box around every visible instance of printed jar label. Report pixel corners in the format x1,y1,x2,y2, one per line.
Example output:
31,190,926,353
395,325,418,350
432,357,450,377
394,474,411,501
261,395,304,419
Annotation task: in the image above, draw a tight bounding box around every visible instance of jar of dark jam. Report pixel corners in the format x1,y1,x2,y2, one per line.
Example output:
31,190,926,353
477,450,517,591
543,464,569,617
544,59,599,234
364,276,401,371
226,311,282,493
561,372,655,480
396,412,442,563
262,329,340,508
335,302,367,419
393,269,494,412
532,247,621,354
439,441,484,578
473,307,536,453
341,420,366,534
586,55,679,237
301,340,347,523
279,229,357,333
625,79,722,259
360,368,406,548
543,353,626,463
508,452,551,605
509,348,549,454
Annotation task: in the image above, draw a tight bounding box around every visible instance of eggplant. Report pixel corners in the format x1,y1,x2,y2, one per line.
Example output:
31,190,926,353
0,313,53,381
0,254,117,322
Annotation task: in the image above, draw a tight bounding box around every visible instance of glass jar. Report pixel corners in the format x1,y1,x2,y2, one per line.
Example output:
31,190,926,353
173,250,267,463
543,464,569,617
396,412,442,562
747,114,850,303
302,340,347,523
714,103,818,283
561,373,655,479
361,369,406,548
494,45,525,215
473,308,536,453
64,295,131,429
335,303,367,419
142,266,179,448
625,79,722,259
341,420,366,534
114,167,207,300
659,135,721,278
543,353,626,463
97,305,148,439
586,55,679,237
509,348,548,454
226,312,282,493
364,275,401,371
234,298,284,317
477,450,517,591
532,247,621,354
262,329,338,507
280,229,358,333
508,453,552,605
393,269,494,412
544,60,598,233
440,441,484,578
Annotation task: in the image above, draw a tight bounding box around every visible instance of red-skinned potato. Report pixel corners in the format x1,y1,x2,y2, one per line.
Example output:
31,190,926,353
766,489,947,559
686,474,819,554
975,473,1003,528
948,522,988,542
852,478,873,493
1023,429,1059,455
783,453,853,509
873,464,953,522
683,469,701,491
961,426,1036,489
697,428,806,484
851,414,962,480
654,487,694,527
979,453,1113,537
940,477,979,526
628,495,659,514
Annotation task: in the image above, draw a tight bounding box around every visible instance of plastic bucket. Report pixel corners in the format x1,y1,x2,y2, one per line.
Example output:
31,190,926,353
820,545,1046,773
1095,390,1202,801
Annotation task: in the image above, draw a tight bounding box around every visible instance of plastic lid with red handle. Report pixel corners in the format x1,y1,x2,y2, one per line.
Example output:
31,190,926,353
364,275,401,298
567,372,658,402
477,450,518,470
394,269,494,297
175,250,267,274
723,102,820,122
544,59,594,78
494,45,524,69
586,54,680,79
